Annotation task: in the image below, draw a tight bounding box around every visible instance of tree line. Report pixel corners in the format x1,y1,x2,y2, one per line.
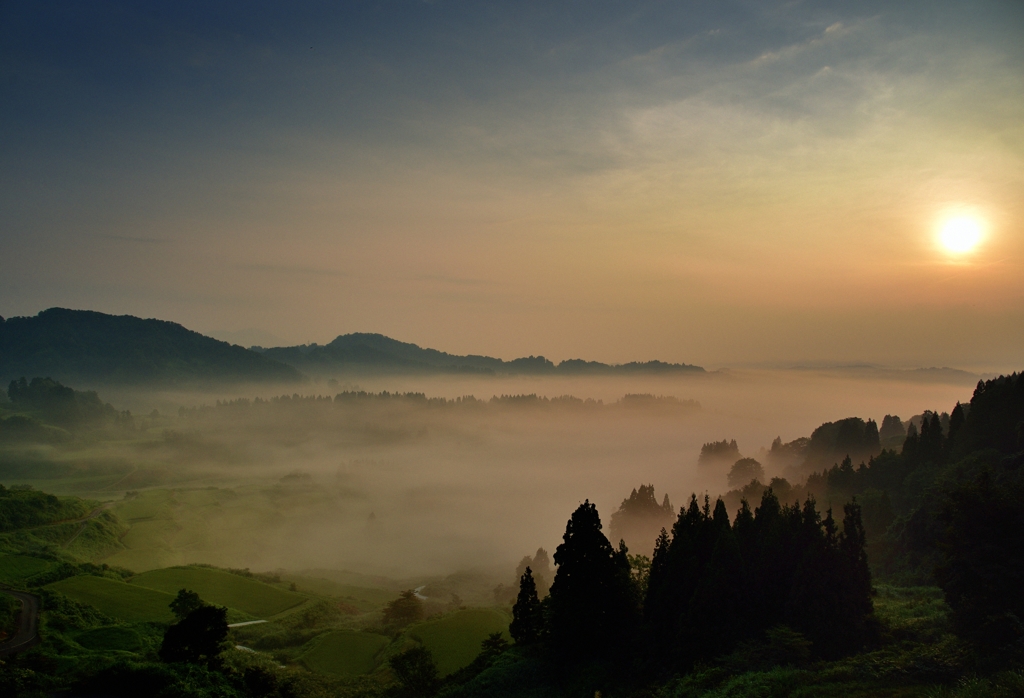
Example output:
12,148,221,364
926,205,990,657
491,370,1019,688
510,489,874,675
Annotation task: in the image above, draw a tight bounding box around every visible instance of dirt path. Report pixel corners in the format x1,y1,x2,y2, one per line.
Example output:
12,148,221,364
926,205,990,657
0,589,40,658
62,502,115,548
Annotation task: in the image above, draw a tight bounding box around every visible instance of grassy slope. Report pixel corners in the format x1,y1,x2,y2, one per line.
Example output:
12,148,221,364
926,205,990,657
47,575,176,623
408,608,511,676
74,625,147,652
129,566,307,618
0,553,51,584
105,487,329,573
299,631,391,677
282,574,396,611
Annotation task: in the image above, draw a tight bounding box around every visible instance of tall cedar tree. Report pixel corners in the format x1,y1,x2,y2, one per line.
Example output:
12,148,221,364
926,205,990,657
510,566,543,644
680,499,747,659
547,500,639,665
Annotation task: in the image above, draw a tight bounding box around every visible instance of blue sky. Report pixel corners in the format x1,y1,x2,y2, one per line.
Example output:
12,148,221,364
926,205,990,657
2,1,1022,368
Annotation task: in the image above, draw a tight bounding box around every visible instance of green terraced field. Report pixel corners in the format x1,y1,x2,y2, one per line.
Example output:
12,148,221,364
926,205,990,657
408,609,511,676
0,554,51,584
300,631,391,677
75,625,146,652
103,546,183,573
129,566,306,618
47,575,176,623
105,488,302,572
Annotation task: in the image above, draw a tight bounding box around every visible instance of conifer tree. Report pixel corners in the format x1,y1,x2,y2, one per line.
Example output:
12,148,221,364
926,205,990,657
919,412,945,464
682,508,746,659
510,566,543,645
785,501,873,658
946,402,965,452
548,500,638,664
838,500,873,639
642,527,674,662
902,422,920,462
937,465,1024,647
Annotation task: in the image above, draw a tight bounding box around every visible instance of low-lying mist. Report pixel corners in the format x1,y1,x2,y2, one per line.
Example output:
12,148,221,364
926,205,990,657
9,369,978,581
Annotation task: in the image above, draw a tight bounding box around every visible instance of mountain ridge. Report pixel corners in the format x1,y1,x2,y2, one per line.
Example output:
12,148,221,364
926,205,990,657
0,308,302,386
255,332,706,376
0,309,706,383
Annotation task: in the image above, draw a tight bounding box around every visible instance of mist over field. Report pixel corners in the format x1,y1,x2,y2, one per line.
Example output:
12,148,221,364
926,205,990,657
7,369,975,579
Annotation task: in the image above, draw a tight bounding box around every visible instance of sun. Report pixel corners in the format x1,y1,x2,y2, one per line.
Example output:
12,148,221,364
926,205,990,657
937,215,984,255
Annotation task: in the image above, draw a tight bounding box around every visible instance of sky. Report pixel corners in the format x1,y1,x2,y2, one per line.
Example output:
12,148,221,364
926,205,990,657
2,1,1022,370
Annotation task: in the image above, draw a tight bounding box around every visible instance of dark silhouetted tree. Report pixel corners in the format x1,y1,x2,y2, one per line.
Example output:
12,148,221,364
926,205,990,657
698,439,741,468
159,605,228,668
383,590,425,629
610,484,674,556
919,412,945,465
514,548,552,598
947,402,966,450
879,415,906,446
645,488,873,666
510,566,543,645
728,458,765,488
936,465,1024,648
169,588,203,621
548,500,638,665
681,499,747,659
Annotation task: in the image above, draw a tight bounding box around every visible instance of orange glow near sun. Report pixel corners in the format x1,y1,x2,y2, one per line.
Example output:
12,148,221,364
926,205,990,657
937,214,984,255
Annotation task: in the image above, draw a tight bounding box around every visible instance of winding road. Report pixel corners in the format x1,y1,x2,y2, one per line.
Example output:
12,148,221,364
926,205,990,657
0,589,40,658
0,502,116,656
0,501,122,657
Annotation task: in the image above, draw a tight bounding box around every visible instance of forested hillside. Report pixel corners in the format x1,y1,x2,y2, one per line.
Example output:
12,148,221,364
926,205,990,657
257,332,705,376
0,309,302,386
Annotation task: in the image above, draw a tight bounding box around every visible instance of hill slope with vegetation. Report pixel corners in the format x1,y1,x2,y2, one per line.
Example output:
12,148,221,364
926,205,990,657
2,372,1023,698
257,332,705,376
0,309,303,386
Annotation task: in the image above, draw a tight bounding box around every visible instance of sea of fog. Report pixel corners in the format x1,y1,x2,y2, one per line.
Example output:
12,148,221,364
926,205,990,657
91,369,978,578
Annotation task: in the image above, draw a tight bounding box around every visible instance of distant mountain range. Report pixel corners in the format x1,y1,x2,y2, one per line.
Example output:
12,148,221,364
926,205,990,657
0,309,705,385
0,309,301,386
254,333,706,376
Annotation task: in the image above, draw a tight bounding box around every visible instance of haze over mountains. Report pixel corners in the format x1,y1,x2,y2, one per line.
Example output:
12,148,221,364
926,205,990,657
0,308,705,386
